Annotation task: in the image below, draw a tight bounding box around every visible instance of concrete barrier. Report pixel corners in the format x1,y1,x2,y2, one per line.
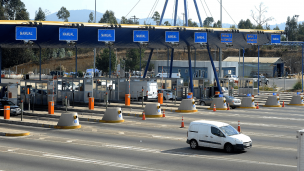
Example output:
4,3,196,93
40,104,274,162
288,93,304,106
239,94,256,109
55,112,81,129
208,95,227,110
264,93,281,107
175,99,198,113
143,103,163,118
100,107,124,123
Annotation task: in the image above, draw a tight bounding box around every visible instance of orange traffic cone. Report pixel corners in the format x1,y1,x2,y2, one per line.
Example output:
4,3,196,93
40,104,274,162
237,121,241,133
142,112,146,120
181,116,185,128
162,109,165,117
213,104,216,112
282,101,285,107
227,103,230,110
256,102,259,109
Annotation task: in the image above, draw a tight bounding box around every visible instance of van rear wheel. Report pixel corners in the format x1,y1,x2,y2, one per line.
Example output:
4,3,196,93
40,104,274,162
224,143,234,153
190,140,198,149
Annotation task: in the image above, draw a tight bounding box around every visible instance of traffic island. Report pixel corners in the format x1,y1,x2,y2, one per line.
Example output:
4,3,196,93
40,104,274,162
239,94,256,109
143,103,163,117
54,112,82,129
208,95,227,110
264,93,281,107
175,99,198,113
100,107,124,123
287,92,304,106
0,130,30,137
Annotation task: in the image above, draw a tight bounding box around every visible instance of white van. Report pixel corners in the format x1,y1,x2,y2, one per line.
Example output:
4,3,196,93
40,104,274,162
187,120,252,153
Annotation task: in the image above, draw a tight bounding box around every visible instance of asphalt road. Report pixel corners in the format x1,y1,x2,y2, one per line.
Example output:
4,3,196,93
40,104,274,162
0,103,301,171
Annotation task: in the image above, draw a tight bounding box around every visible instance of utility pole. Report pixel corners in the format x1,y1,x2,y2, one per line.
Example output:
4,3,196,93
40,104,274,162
219,0,222,78
130,15,139,23
93,0,96,79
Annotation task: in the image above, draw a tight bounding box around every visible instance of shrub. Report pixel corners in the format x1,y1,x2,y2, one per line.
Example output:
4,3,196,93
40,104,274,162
293,81,302,90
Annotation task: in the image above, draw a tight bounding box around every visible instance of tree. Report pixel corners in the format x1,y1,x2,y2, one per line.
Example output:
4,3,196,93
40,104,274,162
96,49,116,73
188,19,198,27
0,0,29,20
251,2,273,28
125,49,145,71
120,16,128,24
203,17,214,27
238,19,254,29
35,7,45,21
298,22,304,41
285,16,298,41
56,6,70,22
99,10,117,24
230,25,236,29
88,12,94,23
213,20,221,28
164,21,171,26
273,25,280,30
152,11,160,25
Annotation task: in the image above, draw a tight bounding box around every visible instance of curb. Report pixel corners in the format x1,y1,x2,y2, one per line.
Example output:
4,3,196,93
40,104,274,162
54,125,82,129
1,132,30,137
175,110,198,113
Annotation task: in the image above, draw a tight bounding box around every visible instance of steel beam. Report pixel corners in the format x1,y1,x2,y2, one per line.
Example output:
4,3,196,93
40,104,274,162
187,46,193,93
243,48,245,78
75,45,78,77
0,46,1,83
143,49,154,78
140,47,142,76
37,43,42,81
109,46,111,78
159,0,169,25
169,48,174,78
258,45,260,94
207,43,222,94
184,0,188,26
302,45,303,92
174,0,178,26
193,0,203,27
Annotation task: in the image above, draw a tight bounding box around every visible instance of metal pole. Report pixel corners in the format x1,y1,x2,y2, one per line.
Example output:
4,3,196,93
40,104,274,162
169,49,174,78
139,47,142,76
167,48,169,78
95,0,96,23
21,101,23,121
75,45,78,77
284,68,286,91
143,49,154,78
194,48,196,77
109,46,111,78
94,49,96,78
0,46,1,83
302,44,303,92
159,0,169,25
37,43,42,81
184,0,188,26
207,43,222,94
243,48,245,78
239,49,240,76
173,0,178,26
187,46,194,93
192,0,203,27
258,45,260,94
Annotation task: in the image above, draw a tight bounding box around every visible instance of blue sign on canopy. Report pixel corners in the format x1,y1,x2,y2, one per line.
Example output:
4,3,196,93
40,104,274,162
59,28,78,41
16,27,37,40
98,29,115,42
194,32,207,43
271,34,281,44
165,31,179,42
247,34,257,44
133,30,149,42
221,33,233,43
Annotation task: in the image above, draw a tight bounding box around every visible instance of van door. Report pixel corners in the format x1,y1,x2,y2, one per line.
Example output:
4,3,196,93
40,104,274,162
209,126,225,149
198,125,209,147
188,124,199,141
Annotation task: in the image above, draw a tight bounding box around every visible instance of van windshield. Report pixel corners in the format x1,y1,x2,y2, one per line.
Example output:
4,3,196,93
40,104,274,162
219,125,239,136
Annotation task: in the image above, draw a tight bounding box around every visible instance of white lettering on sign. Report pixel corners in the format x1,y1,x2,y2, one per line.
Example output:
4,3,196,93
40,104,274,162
20,32,33,35
136,35,146,38
197,36,205,39
101,34,112,37
63,32,74,36
168,35,177,38
273,38,279,40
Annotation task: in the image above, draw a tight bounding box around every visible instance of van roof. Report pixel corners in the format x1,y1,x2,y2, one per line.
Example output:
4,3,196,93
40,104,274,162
191,120,229,127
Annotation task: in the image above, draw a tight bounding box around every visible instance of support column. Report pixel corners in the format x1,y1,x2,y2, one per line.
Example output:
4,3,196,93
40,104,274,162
139,47,142,76
207,43,222,94
302,45,303,92
187,46,194,93
94,48,96,78
258,45,260,95
219,48,222,77
193,0,203,27
37,43,42,81
194,48,196,77
173,0,178,26
0,46,1,83
169,48,174,78
167,48,169,78
109,46,111,78
184,0,188,26
243,48,245,78
143,49,154,78
75,45,78,77
159,0,169,25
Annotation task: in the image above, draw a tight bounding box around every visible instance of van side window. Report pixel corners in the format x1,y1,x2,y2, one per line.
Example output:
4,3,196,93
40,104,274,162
189,125,199,133
211,127,221,136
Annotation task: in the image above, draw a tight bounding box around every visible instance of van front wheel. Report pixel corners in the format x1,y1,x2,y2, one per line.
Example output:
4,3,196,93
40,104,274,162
224,143,234,153
190,140,198,149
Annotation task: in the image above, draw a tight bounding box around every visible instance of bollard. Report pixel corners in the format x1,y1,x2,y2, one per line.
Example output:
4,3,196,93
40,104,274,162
89,97,94,110
4,106,10,120
48,101,54,114
21,100,23,121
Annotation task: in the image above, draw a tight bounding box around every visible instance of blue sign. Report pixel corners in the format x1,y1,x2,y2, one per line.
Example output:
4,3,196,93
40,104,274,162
98,29,115,42
16,27,37,40
165,31,179,42
187,95,192,99
74,120,77,123
247,34,257,44
118,114,121,118
133,30,149,42
59,28,78,41
221,33,233,43
158,109,161,113
194,32,207,43
271,34,281,44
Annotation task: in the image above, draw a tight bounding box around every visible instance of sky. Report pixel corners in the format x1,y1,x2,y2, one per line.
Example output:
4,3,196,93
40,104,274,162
22,0,303,26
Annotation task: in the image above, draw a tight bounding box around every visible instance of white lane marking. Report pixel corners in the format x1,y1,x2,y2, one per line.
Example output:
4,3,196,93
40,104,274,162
23,135,296,168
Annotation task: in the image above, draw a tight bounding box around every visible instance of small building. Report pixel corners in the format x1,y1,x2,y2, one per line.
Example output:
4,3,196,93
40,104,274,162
223,57,284,77
150,60,239,83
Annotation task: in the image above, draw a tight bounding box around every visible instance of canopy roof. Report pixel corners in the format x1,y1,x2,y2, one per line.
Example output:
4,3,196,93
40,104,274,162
0,20,284,49
224,57,282,63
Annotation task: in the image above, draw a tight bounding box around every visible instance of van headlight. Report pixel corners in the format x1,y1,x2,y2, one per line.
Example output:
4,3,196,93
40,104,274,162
234,138,243,144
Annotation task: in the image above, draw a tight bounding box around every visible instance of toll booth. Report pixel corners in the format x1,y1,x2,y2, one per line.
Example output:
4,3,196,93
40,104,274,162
192,78,210,99
214,78,235,96
0,83,19,105
155,78,184,99
238,78,259,95
20,80,49,105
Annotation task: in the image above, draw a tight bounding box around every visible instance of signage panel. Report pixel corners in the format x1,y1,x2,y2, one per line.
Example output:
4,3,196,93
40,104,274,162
247,34,257,44
271,34,281,44
16,27,37,40
98,29,115,42
59,28,78,41
133,30,149,42
165,31,179,42
194,32,207,43
221,33,233,43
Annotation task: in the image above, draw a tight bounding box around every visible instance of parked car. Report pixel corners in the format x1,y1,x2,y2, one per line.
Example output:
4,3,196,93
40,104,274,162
224,74,238,82
199,94,241,109
158,89,176,100
252,75,269,85
0,99,21,116
187,120,252,153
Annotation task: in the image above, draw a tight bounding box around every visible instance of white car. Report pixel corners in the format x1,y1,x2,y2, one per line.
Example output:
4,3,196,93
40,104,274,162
158,89,176,100
224,74,238,82
187,120,252,153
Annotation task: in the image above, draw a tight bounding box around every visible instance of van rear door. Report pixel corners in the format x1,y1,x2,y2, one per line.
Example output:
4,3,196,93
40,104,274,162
198,125,210,147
